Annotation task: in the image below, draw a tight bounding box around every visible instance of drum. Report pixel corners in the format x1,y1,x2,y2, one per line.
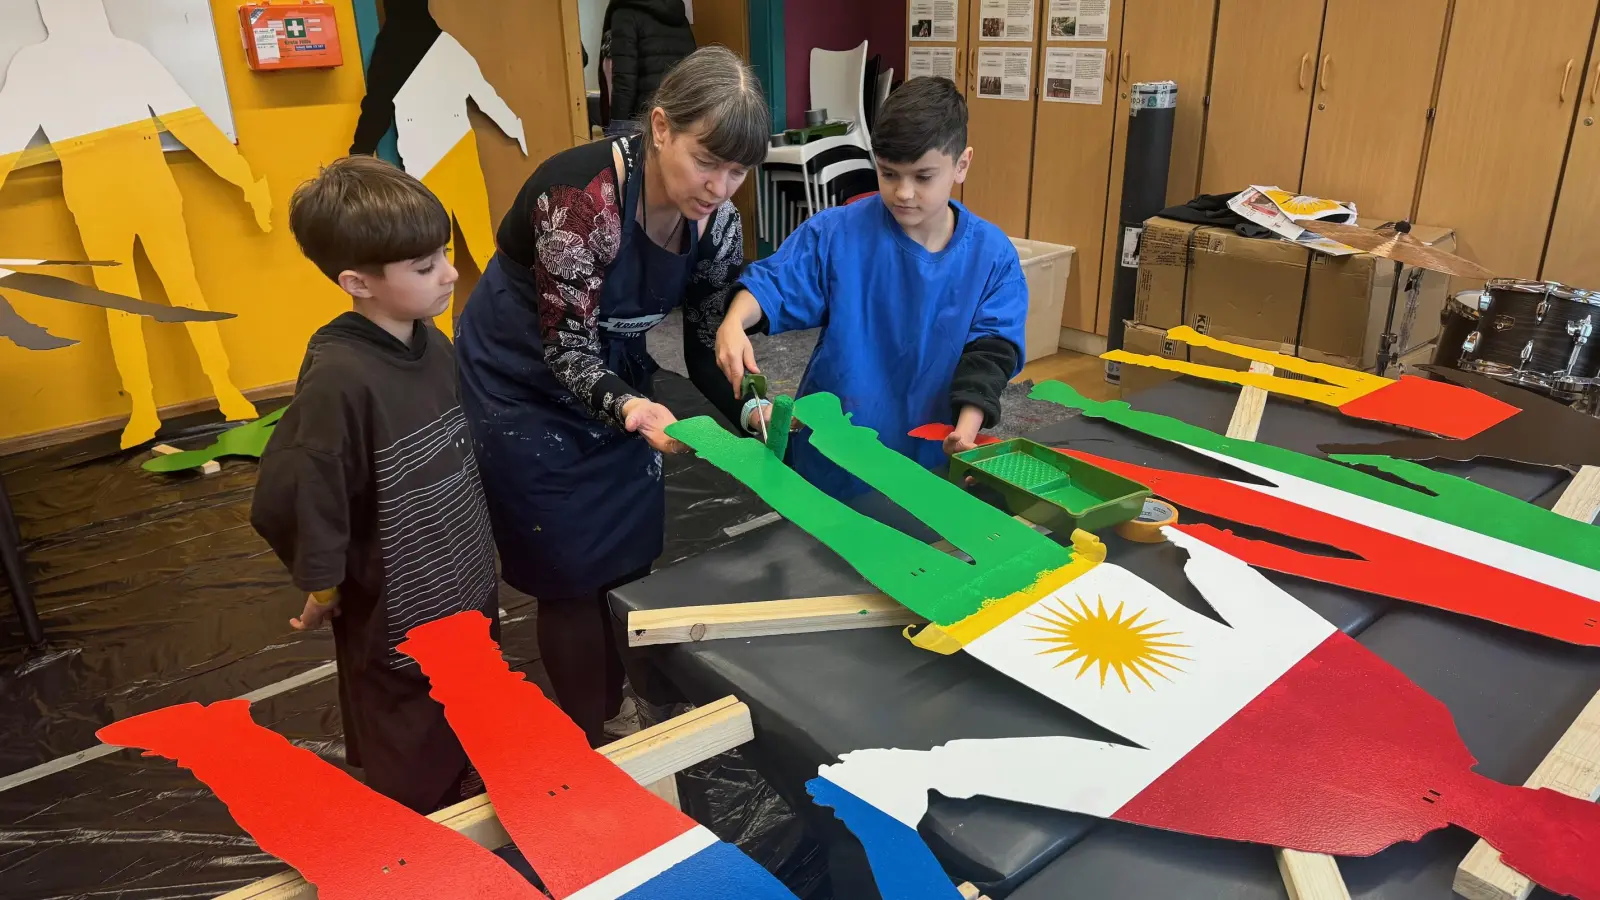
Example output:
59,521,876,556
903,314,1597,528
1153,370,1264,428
1434,289,1487,371
1433,279,1600,403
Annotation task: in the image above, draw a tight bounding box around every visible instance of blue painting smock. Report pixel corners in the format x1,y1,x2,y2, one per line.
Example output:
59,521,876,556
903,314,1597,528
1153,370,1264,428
737,198,1028,499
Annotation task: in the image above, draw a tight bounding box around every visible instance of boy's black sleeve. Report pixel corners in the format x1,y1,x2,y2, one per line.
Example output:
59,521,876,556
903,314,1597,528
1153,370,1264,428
950,336,1020,428
250,374,368,593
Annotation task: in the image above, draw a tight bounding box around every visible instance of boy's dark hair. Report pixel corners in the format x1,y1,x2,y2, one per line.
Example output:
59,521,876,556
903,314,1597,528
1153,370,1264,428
288,156,451,282
872,77,968,163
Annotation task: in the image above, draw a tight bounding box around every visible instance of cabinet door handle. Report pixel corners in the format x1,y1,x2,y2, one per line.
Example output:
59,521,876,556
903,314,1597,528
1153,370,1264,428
1561,58,1576,102
1122,51,1132,83
1319,54,1331,92
1590,62,1599,104
1298,52,1311,90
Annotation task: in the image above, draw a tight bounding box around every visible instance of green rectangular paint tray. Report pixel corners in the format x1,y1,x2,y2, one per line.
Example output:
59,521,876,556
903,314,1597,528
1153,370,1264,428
948,438,1151,534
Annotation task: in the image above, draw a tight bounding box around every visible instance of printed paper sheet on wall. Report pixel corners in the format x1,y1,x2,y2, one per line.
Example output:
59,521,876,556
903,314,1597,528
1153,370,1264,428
910,0,958,41
977,48,1032,101
1042,47,1104,104
979,0,1035,41
908,46,958,81
1048,0,1109,40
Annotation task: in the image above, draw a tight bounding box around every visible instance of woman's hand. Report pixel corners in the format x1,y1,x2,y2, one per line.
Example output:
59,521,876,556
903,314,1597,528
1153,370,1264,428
745,401,772,434
745,403,803,434
716,317,760,396
623,399,686,453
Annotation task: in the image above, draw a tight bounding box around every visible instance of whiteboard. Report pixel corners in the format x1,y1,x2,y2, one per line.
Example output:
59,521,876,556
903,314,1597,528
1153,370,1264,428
0,0,237,152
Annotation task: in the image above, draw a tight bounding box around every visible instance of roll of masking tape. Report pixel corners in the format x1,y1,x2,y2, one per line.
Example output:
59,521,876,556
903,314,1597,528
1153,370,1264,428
1115,498,1178,543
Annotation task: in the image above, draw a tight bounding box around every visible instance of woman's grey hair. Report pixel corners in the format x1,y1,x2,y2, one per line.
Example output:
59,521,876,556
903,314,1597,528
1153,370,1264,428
646,45,770,168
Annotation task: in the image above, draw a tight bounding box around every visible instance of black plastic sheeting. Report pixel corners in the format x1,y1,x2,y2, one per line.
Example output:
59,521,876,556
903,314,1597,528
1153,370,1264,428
0,371,825,899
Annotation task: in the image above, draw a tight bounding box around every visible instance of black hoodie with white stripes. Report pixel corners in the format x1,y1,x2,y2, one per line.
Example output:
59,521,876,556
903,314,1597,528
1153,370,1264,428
251,311,497,814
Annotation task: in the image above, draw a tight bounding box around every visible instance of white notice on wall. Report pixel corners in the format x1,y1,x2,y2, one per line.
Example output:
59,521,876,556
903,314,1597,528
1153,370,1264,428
1048,0,1110,40
910,0,959,41
1042,47,1105,103
909,47,959,81
253,26,280,63
976,48,1032,101
1121,226,1142,268
979,0,1036,41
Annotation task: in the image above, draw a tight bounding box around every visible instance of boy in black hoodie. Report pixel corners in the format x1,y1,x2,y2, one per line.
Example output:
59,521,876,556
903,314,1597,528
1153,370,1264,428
251,156,498,814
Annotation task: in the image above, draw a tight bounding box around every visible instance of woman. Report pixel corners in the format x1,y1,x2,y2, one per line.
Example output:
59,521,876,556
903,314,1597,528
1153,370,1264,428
456,46,767,746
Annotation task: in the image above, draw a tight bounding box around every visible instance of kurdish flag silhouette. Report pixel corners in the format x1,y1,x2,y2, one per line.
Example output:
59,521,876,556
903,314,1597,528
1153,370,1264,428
671,392,1600,899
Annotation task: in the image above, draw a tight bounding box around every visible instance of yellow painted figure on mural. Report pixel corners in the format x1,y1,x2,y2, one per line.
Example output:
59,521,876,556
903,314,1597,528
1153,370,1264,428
401,33,526,333
0,0,268,447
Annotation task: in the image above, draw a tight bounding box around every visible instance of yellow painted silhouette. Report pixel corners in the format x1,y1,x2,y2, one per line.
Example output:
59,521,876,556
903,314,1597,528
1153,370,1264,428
1103,326,1392,408
419,129,496,333
0,0,269,447
392,32,524,333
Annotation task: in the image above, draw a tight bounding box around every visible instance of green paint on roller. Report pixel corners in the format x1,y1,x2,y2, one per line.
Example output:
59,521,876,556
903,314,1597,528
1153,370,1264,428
143,407,286,473
767,393,794,459
1029,381,1600,572
668,392,1072,625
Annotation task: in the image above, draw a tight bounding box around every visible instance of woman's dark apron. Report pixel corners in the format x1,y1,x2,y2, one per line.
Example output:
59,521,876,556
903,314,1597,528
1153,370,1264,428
457,157,696,598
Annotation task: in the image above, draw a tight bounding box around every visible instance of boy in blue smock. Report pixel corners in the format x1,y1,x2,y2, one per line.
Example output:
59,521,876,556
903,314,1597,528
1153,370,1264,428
714,77,1027,499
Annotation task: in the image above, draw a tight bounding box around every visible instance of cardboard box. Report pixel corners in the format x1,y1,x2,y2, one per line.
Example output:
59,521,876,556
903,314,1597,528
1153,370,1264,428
1118,322,1189,396
1132,216,1457,369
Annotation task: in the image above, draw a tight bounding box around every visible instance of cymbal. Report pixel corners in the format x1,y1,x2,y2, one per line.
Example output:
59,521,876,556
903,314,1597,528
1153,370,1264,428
1302,221,1495,280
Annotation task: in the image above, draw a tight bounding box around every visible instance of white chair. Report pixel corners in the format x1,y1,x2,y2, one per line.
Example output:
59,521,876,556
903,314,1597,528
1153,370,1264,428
759,40,873,245
874,68,893,123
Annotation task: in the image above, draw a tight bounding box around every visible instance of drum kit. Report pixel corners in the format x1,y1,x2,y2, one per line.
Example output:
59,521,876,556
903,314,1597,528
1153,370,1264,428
1305,220,1600,415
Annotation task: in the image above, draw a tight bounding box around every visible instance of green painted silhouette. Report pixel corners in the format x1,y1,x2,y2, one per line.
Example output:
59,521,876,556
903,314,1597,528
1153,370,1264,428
668,392,1072,625
1029,380,1600,572
143,407,285,473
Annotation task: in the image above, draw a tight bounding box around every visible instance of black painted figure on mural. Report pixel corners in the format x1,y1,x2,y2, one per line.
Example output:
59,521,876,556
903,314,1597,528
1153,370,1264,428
349,0,442,160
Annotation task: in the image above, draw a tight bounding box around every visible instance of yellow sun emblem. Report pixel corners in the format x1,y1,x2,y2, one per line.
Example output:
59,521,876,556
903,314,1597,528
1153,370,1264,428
1027,595,1189,691
1261,188,1343,217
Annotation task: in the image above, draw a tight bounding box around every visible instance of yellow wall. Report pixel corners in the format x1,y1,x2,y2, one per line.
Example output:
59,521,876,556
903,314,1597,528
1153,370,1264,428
0,0,367,442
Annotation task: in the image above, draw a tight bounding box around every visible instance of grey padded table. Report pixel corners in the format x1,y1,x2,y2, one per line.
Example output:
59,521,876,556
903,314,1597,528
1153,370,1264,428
609,378,1600,898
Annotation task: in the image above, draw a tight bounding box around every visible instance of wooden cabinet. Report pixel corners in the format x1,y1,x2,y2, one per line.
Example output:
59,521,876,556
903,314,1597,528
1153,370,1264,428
1028,0,1124,333
1417,0,1599,281
1198,0,1324,194
690,0,749,54
961,0,1043,236
436,0,587,220
691,0,757,261
1093,0,1218,335
1299,0,1448,222
906,0,975,201
1543,55,1600,287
